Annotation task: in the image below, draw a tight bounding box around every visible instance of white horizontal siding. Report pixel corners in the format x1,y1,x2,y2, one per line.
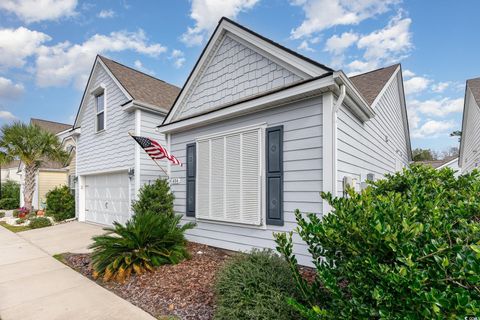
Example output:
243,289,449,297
76,64,135,175
170,96,323,266
461,90,480,172
139,110,168,186
337,74,409,195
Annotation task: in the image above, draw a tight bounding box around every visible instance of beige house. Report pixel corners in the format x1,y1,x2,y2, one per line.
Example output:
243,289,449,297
19,119,72,209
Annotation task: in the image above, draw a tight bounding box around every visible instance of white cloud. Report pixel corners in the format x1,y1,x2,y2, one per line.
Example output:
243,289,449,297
404,76,431,95
290,0,398,39
348,11,412,73
0,0,77,23
402,69,415,78
0,77,24,99
411,119,456,139
169,49,186,68
35,29,167,88
298,40,315,52
181,0,259,46
409,97,463,117
0,110,17,121
0,27,51,69
325,31,358,55
431,81,450,93
98,9,115,18
133,60,155,75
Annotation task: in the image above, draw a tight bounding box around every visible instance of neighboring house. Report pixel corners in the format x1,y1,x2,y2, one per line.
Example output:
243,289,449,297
1,160,21,184
19,119,72,209
157,18,411,265
73,55,180,225
459,77,480,173
417,156,461,176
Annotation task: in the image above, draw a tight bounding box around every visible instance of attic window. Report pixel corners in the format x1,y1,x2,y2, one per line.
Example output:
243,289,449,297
95,91,105,132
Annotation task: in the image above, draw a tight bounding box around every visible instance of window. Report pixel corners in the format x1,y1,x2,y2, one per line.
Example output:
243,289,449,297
196,127,262,225
95,92,105,132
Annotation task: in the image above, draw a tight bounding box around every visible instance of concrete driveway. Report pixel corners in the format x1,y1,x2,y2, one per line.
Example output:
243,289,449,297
18,221,105,255
0,222,155,320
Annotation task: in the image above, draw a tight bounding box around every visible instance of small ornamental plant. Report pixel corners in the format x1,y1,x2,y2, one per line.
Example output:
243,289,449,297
46,186,75,221
275,165,480,319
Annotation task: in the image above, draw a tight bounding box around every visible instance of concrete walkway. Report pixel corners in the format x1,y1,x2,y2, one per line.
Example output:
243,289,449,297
0,223,155,320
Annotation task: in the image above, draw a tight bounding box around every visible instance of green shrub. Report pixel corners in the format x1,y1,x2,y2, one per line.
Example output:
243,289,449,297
29,217,52,229
275,165,480,319
214,249,302,320
12,209,19,218
15,218,24,225
0,211,5,218
46,185,75,221
131,179,174,216
0,181,19,209
90,211,195,282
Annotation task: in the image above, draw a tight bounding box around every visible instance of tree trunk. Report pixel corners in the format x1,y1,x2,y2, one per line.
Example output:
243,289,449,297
24,163,37,212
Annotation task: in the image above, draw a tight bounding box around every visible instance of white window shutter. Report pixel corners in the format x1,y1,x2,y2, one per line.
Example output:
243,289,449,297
196,128,262,225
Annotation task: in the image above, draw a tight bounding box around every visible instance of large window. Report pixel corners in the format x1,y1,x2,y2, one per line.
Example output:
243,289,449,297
196,127,262,225
95,92,105,132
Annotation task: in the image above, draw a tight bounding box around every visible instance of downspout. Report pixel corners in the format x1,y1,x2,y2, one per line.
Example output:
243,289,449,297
331,84,346,199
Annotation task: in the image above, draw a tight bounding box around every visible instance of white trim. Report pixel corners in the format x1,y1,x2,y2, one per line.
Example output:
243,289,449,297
195,122,266,141
322,92,334,214
459,87,474,166
134,109,141,200
78,175,86,221
94,87,106,133
164,18,331,125
123,100,169,115
370,66,400,109
77,167,131,176
160,76,334,133
437,157,460,170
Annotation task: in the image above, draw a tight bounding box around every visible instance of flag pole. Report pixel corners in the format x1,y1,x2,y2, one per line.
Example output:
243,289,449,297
128,131,169,178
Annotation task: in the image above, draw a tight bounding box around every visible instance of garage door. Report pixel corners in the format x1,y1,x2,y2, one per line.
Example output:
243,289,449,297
85,172,130,225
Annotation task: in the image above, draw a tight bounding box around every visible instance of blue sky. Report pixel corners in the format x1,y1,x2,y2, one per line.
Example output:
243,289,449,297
0,0,478,154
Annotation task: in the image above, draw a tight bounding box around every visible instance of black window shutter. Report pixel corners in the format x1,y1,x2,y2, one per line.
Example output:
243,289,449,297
186,143,196,217
266,126,283,226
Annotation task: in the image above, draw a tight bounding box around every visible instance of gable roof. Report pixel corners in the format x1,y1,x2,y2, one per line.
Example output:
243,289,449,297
31,118,71,134
98,56,180,111
467,77,480,106
349,64,399,106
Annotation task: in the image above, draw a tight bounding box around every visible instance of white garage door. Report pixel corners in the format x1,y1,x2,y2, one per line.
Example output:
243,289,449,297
85,172,131,225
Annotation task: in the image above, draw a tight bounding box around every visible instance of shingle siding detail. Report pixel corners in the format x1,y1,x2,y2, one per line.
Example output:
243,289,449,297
175,34,303,120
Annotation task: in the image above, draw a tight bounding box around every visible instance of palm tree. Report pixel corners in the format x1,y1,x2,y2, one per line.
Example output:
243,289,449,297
0,122,68,211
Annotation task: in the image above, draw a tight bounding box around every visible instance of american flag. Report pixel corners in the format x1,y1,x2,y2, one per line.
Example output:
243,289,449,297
131,135,182,166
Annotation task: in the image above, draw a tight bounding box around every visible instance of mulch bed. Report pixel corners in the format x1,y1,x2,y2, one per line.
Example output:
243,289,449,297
63,242,232,320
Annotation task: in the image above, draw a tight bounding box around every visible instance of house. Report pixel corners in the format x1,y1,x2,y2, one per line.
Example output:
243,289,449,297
459,77,480,173
1,160,21,184
417,155,461,176
157,18,412,265
73,55,180,225
19,119,72,209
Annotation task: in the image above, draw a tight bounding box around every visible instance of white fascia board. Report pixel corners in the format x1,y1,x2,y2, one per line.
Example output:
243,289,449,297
158,76,335,134
437,157,459,170
164,18,330,125
458,88,471,166
333,71,374,121
123,100,168,115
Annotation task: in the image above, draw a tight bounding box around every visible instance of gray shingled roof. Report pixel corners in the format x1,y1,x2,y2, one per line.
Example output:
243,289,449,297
31,118,71,134
99,56,181,111
349,64,399,106
467,77,480,106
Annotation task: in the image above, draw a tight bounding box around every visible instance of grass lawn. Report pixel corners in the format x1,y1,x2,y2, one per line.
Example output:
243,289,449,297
0,221,30,233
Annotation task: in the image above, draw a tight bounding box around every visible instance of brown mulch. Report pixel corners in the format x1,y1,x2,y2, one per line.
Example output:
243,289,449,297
63,242,232,320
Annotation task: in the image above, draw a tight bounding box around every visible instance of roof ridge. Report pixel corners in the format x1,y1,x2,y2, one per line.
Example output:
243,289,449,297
98,55,180,90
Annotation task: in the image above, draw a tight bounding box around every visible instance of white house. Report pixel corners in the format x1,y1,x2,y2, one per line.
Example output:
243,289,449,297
157,18,412,265
73,55,180,225
1,160,21,184
459,77,480,173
